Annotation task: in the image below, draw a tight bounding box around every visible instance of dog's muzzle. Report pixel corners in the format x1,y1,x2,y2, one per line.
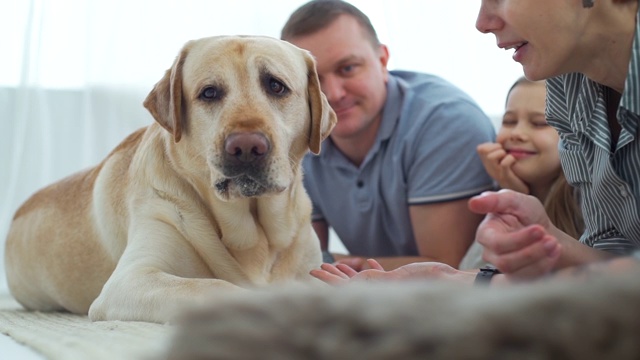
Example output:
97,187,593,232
215,132,273,198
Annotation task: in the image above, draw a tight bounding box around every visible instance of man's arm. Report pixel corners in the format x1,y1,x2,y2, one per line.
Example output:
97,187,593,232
407,198,484,268
312,220,329,251
330,198,483,271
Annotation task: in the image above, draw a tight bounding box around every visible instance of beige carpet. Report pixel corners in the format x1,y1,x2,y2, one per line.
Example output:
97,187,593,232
4,271,640,360
0,294,174,360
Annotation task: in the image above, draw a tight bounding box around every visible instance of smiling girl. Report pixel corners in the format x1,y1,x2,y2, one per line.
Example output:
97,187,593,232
459,77,584,270
476,77,584,240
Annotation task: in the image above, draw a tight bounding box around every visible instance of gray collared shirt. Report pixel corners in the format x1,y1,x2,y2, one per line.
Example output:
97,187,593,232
303,71,496,256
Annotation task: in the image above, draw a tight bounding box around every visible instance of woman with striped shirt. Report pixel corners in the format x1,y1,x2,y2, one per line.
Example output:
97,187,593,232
468,0,640,281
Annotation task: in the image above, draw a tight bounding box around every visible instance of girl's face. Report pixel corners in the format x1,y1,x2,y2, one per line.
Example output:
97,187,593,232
497,82,561,188
475,0,589,81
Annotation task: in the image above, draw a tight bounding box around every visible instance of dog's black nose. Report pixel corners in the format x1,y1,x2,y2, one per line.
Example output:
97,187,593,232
224,132,270,164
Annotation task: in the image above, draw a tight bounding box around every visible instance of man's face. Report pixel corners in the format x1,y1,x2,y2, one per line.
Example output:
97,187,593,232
288,15,389,141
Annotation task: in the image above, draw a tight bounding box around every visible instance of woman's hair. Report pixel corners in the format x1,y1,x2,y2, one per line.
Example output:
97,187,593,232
508,76,585,239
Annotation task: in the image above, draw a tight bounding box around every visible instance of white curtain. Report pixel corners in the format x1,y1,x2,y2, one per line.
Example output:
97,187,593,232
0,0,523,293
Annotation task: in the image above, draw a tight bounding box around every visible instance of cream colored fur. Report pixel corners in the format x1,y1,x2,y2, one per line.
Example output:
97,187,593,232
4,35,336,323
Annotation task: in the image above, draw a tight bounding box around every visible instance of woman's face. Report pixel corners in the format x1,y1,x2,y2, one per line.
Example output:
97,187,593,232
475,0,589,80
496,82,561,188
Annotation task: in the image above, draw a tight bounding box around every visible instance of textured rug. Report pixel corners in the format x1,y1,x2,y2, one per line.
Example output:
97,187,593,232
0,294,173,360
165,271,640,360
3,269,640,360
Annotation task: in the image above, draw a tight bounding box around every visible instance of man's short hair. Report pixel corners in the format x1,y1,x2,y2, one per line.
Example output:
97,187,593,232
280,0,380,47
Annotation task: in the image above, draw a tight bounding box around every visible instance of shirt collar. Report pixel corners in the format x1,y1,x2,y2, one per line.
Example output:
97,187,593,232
376,73,404,143
619,7,640,117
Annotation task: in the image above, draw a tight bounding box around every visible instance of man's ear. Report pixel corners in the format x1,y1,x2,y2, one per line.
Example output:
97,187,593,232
143,42,191,143
305,52,337,154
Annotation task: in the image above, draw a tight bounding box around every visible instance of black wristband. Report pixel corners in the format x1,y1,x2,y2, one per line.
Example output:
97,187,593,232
474,266,501,285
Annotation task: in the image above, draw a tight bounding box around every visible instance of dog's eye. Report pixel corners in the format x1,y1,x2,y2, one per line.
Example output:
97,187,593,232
267,78,288,96
200,86,222,101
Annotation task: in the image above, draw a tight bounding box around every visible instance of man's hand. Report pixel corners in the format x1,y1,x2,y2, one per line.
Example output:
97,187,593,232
332,256,369,271
310,259,477,285
310,259,387,285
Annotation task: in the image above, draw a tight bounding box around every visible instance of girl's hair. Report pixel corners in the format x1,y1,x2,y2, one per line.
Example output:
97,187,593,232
505,76,539,107
508,76,585,239
544,174,584,239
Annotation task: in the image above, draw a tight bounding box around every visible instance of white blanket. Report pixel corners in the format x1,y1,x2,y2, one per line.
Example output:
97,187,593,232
0,294,173,360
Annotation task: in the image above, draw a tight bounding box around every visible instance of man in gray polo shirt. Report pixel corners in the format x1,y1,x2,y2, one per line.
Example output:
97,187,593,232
281,0,496,270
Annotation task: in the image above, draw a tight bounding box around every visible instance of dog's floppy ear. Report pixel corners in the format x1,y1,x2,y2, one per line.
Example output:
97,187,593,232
143,43,191,143
305,52,337,155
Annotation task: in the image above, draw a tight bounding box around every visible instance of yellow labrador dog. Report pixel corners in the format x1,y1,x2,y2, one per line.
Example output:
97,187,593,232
4,35,336,323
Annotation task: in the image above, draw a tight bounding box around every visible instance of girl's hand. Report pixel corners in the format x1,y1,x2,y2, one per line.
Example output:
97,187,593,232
477,142,529,194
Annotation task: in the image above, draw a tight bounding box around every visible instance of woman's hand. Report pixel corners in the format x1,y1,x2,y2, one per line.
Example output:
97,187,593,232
468,190,562,278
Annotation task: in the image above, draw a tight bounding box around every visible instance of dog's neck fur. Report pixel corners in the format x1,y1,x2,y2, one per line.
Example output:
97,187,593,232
154,130,312,284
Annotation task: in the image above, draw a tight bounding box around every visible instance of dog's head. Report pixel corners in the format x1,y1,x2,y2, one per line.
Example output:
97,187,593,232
144,36,336,201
